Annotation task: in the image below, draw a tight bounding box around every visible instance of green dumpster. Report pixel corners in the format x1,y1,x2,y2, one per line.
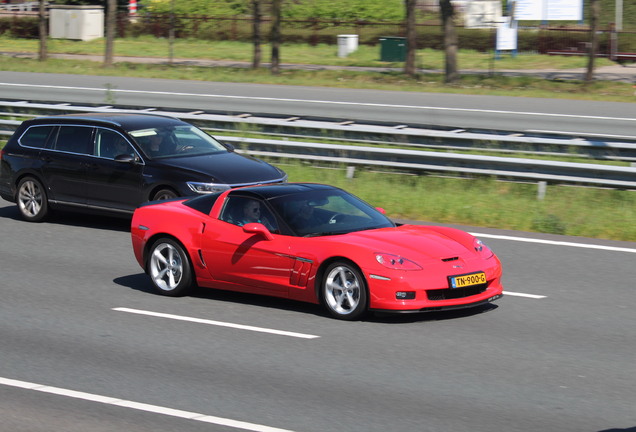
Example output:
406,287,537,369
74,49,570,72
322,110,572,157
379,37,407,62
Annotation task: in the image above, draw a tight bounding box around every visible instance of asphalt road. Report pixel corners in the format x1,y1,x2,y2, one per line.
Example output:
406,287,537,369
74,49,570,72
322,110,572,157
1,71,635,138
1,198,635,432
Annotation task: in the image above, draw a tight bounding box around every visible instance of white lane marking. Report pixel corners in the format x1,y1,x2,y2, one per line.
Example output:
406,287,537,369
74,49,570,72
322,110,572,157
503,291,547,299
113,307,319,339
0,82,634,123
470,232,636,254
0,376,294,432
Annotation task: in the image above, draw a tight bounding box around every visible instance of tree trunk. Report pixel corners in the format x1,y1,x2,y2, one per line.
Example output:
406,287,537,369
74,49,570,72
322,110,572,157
252,0,262,69
104,0,117,67
38,0,47,61
440,0,458,83
404,0,417,76
270,0,281,74
585,0,600,83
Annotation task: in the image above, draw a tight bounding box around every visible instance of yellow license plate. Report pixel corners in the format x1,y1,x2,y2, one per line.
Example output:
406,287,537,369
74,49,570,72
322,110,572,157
449,272,486,289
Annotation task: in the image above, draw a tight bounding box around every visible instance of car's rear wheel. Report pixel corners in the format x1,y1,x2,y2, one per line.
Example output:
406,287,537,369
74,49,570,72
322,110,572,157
152,188,177,201
321,261,368,320
148,238,193,296
17,177,49,222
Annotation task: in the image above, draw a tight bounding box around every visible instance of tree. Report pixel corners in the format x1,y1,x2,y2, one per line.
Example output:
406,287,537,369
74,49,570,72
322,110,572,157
404,0,417,76
38,0,47,61
104,0,116,67
252,0,262,69
585,0,600,83
270,0,281,74
439,0,458,83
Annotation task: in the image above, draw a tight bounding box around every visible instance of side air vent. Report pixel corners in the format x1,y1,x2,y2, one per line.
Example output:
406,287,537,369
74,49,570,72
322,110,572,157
442,257,459,262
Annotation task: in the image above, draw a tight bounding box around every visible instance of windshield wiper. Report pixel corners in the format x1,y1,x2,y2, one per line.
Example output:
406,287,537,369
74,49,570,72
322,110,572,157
302,231,343,238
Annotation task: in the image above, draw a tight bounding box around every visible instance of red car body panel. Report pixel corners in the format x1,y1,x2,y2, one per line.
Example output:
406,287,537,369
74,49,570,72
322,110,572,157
131,187,503,313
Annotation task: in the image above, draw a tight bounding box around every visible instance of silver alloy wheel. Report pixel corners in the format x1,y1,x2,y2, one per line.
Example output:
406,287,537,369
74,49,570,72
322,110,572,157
149,242,184,292
18,179,43,218
324,265,361,316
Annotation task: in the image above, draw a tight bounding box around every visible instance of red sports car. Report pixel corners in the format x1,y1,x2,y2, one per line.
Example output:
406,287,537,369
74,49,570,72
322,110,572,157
131,183,503,320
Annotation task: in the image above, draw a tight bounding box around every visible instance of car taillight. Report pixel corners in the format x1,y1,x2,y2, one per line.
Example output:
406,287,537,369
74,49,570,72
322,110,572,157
0,148,5,161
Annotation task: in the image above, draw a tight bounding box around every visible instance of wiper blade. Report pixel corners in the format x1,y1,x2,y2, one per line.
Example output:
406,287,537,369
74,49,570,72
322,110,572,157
302,231,341,238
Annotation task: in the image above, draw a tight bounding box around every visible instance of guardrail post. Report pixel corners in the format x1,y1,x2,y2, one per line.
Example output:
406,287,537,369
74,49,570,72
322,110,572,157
537,181,547,200
346,166,356,179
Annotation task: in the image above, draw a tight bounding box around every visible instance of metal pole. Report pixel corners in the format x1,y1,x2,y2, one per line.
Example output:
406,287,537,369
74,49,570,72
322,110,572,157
616,0,623,31
169,0,175,64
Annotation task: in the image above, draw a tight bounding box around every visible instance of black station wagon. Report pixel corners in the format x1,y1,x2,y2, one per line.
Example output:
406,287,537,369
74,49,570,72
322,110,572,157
0,113,287,221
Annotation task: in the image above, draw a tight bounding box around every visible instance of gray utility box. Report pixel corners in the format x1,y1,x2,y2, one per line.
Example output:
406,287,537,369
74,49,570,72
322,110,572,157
49,5,104,41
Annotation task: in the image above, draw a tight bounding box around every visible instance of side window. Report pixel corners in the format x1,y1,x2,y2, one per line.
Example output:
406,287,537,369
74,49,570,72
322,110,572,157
52,126,94,155
18,125,56,149
220,196,278,232
95,129,134,159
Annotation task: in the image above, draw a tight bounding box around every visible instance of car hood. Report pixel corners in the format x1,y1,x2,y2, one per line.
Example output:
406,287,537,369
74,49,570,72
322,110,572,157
338,225,475,261
155,152,285,184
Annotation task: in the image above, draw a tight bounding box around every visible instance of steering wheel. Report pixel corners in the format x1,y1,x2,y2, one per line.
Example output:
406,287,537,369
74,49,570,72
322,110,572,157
178,145,195,152
328,213,345,224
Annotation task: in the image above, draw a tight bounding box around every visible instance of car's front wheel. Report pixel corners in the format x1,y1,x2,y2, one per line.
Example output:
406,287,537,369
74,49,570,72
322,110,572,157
152,188,177,201
321,261,368,320
17,177,49,222
147,238,193,296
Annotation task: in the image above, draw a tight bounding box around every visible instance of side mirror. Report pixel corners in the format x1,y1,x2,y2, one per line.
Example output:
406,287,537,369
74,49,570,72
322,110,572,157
242,223,274,241
114,154,137,164
223,142,235,152
375,207,386,215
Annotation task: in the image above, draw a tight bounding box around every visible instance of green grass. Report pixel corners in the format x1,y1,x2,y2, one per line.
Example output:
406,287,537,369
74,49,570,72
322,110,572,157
0,37,618,69
0,39,633,102
279,161,636,242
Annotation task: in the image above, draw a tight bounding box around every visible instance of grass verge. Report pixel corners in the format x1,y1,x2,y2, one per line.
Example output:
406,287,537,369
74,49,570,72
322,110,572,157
0,38,634,102
279,160,636,242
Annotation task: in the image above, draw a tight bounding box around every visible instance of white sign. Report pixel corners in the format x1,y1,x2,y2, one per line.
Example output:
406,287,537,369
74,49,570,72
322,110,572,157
497,17,518,50
465,0,503,29
513,0,582,21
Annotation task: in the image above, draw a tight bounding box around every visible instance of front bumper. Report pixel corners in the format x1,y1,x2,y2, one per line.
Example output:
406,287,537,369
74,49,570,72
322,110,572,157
363,257,503,312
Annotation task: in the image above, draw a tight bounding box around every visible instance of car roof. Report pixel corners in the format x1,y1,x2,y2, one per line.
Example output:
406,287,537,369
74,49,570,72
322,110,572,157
25,113,186,131
229,183,338,200
180,183,340,215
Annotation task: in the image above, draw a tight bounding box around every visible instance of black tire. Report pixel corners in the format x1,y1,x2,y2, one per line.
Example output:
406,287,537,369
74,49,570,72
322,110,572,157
147,238,193,297
320,261,368,320
152,188,177,201
16,177,49,222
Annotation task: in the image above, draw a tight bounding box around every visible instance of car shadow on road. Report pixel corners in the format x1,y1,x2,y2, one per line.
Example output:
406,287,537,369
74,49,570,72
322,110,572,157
114,273,499,322
114,273,327,316
598,428,636,432
114,273,158,295
370,303,499,324
0,205,131,232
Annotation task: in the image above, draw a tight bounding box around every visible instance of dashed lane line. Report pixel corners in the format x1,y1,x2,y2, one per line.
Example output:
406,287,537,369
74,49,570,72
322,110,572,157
0,376,294,432
113,307,320,339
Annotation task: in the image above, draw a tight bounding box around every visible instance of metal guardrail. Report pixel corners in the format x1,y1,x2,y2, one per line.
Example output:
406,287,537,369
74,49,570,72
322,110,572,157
1,101,636,189
221,136,636,189
2,100,636,162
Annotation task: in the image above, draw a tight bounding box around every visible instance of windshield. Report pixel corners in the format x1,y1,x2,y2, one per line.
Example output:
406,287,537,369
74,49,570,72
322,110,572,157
269,189,394,237
129,125,227,159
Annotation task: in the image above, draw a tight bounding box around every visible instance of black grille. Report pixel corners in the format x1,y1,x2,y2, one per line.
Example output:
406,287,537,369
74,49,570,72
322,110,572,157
427,284,487,301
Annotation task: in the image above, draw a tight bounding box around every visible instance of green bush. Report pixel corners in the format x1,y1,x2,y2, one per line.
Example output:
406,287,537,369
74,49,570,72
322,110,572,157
0,17,38,38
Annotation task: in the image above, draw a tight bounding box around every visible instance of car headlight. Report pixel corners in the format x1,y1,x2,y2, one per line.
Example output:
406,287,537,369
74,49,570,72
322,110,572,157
473,238,494,259
375,253,422,270
187,182,231,194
